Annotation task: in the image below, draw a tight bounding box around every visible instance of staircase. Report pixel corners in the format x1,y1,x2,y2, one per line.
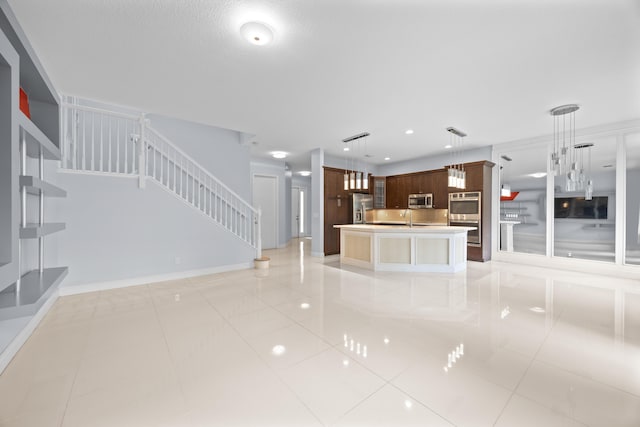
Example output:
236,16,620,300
60,99,262,258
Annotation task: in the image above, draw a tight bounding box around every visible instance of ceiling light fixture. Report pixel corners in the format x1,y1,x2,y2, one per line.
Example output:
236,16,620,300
240,21,274,46
528,172,547,179
405,129,414,135
342,132,370,191
298,171,311,177
446,127,467,189
384,157,390,161
550,104,581,191
271,151,287,159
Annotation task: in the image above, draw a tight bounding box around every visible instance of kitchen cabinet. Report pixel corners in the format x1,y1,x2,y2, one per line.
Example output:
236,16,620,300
385,176,400,209
372,177,386,208
460,161,495,262
323,167,351,255
432,169,449,209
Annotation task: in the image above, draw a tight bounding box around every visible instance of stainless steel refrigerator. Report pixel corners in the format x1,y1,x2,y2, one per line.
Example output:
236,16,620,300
350,193,373,224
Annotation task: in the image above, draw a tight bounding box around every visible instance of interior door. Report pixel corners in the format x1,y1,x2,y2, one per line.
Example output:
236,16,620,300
291,187,300,238
253,175,277,249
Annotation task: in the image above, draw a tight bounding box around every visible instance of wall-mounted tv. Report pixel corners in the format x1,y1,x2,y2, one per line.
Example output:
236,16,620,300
554,196,608,219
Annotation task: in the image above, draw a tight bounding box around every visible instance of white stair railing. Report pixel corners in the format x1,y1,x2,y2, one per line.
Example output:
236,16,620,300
61,103,262,257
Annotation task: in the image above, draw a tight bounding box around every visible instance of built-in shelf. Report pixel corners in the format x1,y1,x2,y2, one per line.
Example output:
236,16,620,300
19,223,65,239
0,267,67,320
19,175,66,197
19,113,60,160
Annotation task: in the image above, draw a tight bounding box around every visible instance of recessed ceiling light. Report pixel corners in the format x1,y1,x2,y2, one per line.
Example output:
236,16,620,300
529,306,545,313
405,129,414,135
298,171,311,177
300,302,310,309
343,147,350,152
384,157,391,161
240,22,274,46
444,145,453,149
271,151,287,159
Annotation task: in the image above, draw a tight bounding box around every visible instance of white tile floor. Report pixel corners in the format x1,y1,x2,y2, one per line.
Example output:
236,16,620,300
2,238,640,426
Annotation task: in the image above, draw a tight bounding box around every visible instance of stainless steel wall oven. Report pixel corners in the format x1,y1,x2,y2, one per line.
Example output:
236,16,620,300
449,191,481,246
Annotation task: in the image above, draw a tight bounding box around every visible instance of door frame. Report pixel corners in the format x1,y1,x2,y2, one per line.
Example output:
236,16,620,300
252,173,279,249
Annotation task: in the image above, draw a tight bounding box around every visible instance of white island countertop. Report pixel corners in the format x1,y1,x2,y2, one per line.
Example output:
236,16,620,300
334,224,474,273
334,224,476,233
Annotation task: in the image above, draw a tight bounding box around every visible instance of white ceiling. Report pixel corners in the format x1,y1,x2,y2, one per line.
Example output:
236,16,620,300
9,0,640,173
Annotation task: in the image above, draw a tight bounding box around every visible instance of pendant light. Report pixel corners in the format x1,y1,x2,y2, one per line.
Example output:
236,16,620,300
575,142,594,200
342,132,370,191
446,127,467,189
550,104,581,192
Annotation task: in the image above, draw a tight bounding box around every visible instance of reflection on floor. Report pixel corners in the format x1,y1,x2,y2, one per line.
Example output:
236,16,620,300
1,237,640,426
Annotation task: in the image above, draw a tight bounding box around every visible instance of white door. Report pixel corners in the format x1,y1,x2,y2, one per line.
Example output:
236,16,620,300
291,187,300,238
253,175,278,249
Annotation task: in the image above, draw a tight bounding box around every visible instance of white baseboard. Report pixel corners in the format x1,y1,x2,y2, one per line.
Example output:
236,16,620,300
58,262,253,296
0,289,60,374
311,251,325,257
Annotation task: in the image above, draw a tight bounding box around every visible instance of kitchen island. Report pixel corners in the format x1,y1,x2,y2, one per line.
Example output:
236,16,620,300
334,224,474,273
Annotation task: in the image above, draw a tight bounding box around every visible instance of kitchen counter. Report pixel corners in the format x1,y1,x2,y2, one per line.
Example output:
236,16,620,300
334,224,474,272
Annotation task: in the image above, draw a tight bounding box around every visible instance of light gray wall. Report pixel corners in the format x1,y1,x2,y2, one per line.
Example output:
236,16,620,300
50,174,254,288
311,148,324,256
250,159,288,248
148,114,251,201
323,153,380,177
377,146,492,176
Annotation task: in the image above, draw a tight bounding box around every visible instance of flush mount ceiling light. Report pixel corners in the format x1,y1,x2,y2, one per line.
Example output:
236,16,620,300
240,21,274,46
528,172,547,179
271,151,287,159
298,171,311,177
405,129,414,135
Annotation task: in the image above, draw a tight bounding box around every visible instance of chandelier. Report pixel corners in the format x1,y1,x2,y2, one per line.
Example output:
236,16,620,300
446,127,466,189
342,132,370,191
549,104,593,198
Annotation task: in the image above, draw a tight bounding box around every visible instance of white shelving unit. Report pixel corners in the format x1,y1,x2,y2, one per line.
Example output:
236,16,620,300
0,1,67,356
500,199,540,226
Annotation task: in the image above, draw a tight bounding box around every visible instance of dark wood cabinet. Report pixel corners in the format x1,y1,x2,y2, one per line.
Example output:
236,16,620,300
432,169,448,209
461,161,494,262
323,167,351,255
385,176,400,208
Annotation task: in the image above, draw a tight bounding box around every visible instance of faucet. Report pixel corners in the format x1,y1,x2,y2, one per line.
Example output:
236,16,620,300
403,208,413,227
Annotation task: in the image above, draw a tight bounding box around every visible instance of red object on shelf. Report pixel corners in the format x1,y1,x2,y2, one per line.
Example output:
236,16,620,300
500,191,520,201
19,87,31,118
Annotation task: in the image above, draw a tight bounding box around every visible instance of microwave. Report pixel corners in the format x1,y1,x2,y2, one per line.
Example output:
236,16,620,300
408,193,433,209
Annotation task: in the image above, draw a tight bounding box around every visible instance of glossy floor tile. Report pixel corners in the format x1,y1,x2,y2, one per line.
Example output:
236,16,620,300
1,237,640,426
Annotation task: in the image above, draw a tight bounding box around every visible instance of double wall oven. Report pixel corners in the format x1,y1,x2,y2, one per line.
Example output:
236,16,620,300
448,191,481,246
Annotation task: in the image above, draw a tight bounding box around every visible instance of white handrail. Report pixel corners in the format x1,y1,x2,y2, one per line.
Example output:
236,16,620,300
145,126,257,215
60,101,262,257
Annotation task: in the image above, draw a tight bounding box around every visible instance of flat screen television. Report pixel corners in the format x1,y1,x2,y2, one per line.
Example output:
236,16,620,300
554,196,608,219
